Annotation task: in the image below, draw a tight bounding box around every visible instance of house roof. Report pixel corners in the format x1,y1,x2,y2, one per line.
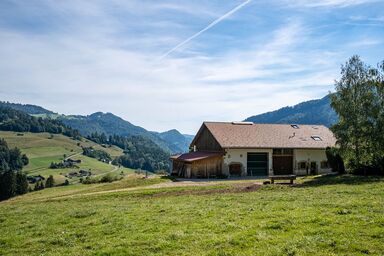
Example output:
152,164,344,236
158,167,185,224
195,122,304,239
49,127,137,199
201,122,336,149
171,151,223,163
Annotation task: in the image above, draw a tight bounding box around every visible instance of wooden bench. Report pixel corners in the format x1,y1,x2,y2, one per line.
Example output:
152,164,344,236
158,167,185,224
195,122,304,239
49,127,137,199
270,175,296,184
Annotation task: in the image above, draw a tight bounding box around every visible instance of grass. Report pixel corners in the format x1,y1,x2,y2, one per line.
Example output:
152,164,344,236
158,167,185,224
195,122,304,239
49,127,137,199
0,175,383,255
0,131,134,184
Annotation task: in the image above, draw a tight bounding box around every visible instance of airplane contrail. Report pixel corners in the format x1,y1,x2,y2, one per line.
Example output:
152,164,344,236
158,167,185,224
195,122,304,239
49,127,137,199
157,0,252,61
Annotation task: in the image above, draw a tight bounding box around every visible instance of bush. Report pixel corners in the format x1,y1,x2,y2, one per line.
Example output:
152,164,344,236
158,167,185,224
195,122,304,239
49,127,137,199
325,147,345,174
81,174,122,184
45,175,54,188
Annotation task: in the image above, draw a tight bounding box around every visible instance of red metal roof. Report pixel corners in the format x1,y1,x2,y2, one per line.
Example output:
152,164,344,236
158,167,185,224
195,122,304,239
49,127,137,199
171,151,223,162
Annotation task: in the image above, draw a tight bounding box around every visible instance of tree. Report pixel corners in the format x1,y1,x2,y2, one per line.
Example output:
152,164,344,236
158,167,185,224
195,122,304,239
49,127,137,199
15,171,28,195
0,139,30,200
0,171,16,200
45,175,55,188
331,56,384,174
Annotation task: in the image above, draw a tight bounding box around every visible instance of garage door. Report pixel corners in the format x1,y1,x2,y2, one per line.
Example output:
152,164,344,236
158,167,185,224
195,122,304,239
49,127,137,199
247,153,268,176
273,156,293,175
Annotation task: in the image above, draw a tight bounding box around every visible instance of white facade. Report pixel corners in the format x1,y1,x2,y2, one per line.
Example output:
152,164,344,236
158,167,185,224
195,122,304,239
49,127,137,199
222,148,332,177
294,149,332,175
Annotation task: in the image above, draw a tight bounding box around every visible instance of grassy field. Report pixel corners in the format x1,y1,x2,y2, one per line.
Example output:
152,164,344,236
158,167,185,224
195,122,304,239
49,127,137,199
0,131,134,184
0,174,383,256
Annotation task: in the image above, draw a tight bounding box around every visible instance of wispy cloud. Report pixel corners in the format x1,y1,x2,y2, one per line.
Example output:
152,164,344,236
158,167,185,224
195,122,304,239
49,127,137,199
0,0,383,133
157,0,252,60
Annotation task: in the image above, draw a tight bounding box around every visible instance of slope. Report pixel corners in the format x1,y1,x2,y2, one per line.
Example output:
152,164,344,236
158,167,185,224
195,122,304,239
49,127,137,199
0,131,133,184
244,95,338,127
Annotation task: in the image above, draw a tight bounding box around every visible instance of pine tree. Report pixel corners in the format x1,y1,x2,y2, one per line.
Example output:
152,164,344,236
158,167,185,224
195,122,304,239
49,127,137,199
0,171,16,200
45,175,54,188
15,171,28,195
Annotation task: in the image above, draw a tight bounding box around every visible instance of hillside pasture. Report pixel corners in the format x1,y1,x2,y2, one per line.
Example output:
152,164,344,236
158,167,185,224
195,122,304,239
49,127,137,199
0,175,383,256
0,131,133,184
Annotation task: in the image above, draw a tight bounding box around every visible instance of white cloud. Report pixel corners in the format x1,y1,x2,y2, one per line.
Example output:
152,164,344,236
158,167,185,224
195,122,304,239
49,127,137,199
0,0,382,134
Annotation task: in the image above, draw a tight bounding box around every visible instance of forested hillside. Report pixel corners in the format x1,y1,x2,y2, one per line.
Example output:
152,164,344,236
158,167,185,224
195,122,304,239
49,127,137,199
0,101,54,115
0,107,80,139
0,101,193,153
244,95,338,127
87,132,170,171
59,112,191,153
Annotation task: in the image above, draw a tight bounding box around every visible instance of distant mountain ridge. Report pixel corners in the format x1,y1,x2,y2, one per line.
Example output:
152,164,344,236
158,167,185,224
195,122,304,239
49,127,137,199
0,101,193,153
244,95,338,127
0,101,54,115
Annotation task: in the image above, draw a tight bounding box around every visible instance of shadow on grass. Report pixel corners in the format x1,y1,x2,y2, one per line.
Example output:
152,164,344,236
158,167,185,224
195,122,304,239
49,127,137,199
299,174,384,187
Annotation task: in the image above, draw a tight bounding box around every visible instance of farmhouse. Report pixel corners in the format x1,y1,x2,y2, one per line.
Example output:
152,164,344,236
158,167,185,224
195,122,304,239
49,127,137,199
171,122,337,178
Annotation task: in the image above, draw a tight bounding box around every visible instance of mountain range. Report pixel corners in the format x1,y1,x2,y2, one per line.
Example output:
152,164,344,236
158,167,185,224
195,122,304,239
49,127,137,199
244,95,338,127
0,94,338,154
0,102,192,154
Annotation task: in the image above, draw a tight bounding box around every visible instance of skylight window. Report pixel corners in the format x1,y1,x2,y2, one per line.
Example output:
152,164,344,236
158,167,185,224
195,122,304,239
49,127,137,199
291,124,299,129
311,136,322,141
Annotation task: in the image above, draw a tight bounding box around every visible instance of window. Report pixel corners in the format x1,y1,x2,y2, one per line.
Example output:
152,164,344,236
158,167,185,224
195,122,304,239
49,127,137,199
291,124,299,129
273,149,282,155
311,136,322,141
273,148,293,155
321,161,329,169
298,161,306,170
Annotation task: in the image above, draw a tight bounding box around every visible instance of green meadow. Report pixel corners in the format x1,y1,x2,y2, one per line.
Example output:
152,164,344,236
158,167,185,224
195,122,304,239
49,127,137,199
0,175,383,256
0,131,134,184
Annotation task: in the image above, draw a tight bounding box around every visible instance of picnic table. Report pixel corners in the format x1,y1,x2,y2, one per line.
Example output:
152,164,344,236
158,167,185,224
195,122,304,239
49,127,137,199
269,175,296,184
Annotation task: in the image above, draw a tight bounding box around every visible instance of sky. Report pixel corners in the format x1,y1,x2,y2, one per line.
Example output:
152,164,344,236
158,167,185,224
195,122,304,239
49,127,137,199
0,0,383,134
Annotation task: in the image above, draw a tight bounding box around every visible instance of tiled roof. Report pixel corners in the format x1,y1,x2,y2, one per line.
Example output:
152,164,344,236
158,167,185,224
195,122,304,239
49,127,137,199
171,151,223,162
203,122,336,149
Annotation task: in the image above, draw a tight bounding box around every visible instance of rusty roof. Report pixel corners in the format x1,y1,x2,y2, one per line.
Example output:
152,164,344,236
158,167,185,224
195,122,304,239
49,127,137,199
171,151,223,162
202,122,336,149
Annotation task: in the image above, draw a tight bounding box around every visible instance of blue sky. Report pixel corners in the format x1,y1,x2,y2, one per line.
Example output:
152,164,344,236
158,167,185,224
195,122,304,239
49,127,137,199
0,0,383,134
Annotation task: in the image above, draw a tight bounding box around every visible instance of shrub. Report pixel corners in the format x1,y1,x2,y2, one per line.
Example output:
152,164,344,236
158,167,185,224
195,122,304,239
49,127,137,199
325,147,345,174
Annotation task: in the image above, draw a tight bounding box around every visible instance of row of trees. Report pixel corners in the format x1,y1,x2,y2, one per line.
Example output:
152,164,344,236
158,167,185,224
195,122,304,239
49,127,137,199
87,132,171,171
0,107,81,139
0,139,29,200
331,56,384,175
82,147,112,162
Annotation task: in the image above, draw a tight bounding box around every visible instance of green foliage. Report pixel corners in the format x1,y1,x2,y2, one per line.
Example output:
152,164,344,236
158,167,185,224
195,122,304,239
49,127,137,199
81,173,122,184
0,171,16,200
325,147,345,174
0,138,29,200
245,95,338,127
15,171,28,195
0,101,54,115
88,132,171,172
45,175,55,188
331,56,384,175
82,147,111,162
0,106,81,139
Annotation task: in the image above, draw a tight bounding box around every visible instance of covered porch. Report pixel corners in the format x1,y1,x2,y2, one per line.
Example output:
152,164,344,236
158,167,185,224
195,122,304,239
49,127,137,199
171,151,224,178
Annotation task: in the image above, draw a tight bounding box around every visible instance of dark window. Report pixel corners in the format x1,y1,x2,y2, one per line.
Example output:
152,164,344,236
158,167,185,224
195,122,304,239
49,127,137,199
298,161,306,170
311,136,322,141
291,124,299,129
273,149,293,155
273,149,282,155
